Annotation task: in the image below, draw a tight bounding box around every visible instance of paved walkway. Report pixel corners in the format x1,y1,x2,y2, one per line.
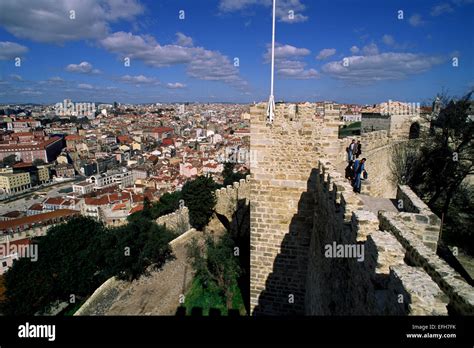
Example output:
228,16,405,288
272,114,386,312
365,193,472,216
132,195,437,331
357,194,398,214
335,161,398,214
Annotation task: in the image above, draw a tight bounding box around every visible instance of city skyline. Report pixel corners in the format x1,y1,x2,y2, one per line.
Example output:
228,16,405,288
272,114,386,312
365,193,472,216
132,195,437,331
0,0,473,104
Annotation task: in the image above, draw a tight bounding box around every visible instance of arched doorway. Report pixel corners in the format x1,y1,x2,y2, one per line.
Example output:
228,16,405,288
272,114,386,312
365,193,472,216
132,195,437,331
409,122,420,139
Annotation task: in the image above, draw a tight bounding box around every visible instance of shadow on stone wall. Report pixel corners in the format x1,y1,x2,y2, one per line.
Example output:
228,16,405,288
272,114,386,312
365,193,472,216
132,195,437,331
231,199,251,315
216,198,251,315
252,166,427,316
252,170,317,316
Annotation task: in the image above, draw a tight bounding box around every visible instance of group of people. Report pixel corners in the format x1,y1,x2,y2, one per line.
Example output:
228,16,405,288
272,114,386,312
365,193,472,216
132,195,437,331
347,139,362,161
345,139,367,194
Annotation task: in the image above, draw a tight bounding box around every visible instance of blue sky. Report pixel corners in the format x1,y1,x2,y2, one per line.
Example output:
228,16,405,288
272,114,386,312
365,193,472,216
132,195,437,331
0,0,472,104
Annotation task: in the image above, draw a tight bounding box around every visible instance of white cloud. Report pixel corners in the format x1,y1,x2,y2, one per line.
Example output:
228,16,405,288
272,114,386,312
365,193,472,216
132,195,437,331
120,75,158,84
187,50,245,86
218,0,308,23
0,41,28,60
350,46,360,54
264,43,310,61
66,61,100,74
381,35,411,50
431,0,474,16
316,48,336,60
264,43,319,80
277,64,319,79
78,83,94,89
166,82,186,89
430,3,454,16
100,31,193,67
19,89,42,96
9,74,23,81
276,0,308,23
0,0,144,43
219,0,263,11
175,32,193,47
100,31,246,88
362,43,379,56
382,34,395,46
409,14,425,27
48,76,64,82
322,52,445,83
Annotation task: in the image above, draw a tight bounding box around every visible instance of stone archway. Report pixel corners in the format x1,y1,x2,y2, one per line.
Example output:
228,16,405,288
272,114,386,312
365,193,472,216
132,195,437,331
409,122,420,139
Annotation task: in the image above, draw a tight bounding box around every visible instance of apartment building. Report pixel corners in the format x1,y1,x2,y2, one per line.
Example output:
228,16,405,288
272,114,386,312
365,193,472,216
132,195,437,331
0,170,31,195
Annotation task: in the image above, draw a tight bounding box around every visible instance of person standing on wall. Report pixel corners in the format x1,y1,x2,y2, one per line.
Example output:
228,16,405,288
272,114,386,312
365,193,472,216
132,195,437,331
355,140,362,158
347,139,356,162
345,160,354,182
352,157,367,194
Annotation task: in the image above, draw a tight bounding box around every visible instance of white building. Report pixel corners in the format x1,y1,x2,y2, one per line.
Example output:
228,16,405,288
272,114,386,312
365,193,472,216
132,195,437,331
87,168,134,190
342,114,362,122
72,181,94,195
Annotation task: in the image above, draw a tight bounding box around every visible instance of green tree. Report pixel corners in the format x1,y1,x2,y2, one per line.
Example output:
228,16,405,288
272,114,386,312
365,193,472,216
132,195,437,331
33,158,46,166
2,154,17,167
1,216,176,315
127,191,183,222
151,191,183,219
392,92,474,254
187,232,241,309
1,217,107,315
222,162,248,187
182,176,217,230
104,218,175,281
222,162,234,181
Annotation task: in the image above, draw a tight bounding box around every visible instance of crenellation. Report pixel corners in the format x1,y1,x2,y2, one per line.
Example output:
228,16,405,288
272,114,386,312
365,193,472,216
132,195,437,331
379,211,474,315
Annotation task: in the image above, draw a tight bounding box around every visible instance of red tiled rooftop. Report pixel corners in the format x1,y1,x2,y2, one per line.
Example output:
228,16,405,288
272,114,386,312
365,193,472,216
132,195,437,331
44,197,65,205
129,205,144,214
65,135,82,141
12,162,33,168
112,203,127,211
149,127,174,133
0,136,61,152
28,203,43,211
0,209,78,231
1,211,22,218
162,138,174,146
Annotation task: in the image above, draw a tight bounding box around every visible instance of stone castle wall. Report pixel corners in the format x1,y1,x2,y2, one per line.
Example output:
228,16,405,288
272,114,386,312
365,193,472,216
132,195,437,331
250,102,341,315
305,161,473,315
361,114,391,133
361,112,415,138
251,103,473,316
335,130,405,198
215,176,250,220
156,207,190,235
155,176,250,234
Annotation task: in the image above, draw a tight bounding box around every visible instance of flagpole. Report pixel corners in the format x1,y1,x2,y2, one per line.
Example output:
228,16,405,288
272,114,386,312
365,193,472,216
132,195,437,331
266,0,276,123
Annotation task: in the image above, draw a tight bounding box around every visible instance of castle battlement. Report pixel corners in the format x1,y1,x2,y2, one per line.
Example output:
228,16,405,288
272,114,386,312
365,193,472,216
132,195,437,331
250,103,473,316
304,160,473,315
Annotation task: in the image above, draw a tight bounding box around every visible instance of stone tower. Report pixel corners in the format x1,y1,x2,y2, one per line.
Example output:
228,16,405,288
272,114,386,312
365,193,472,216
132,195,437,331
250,102,340,315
